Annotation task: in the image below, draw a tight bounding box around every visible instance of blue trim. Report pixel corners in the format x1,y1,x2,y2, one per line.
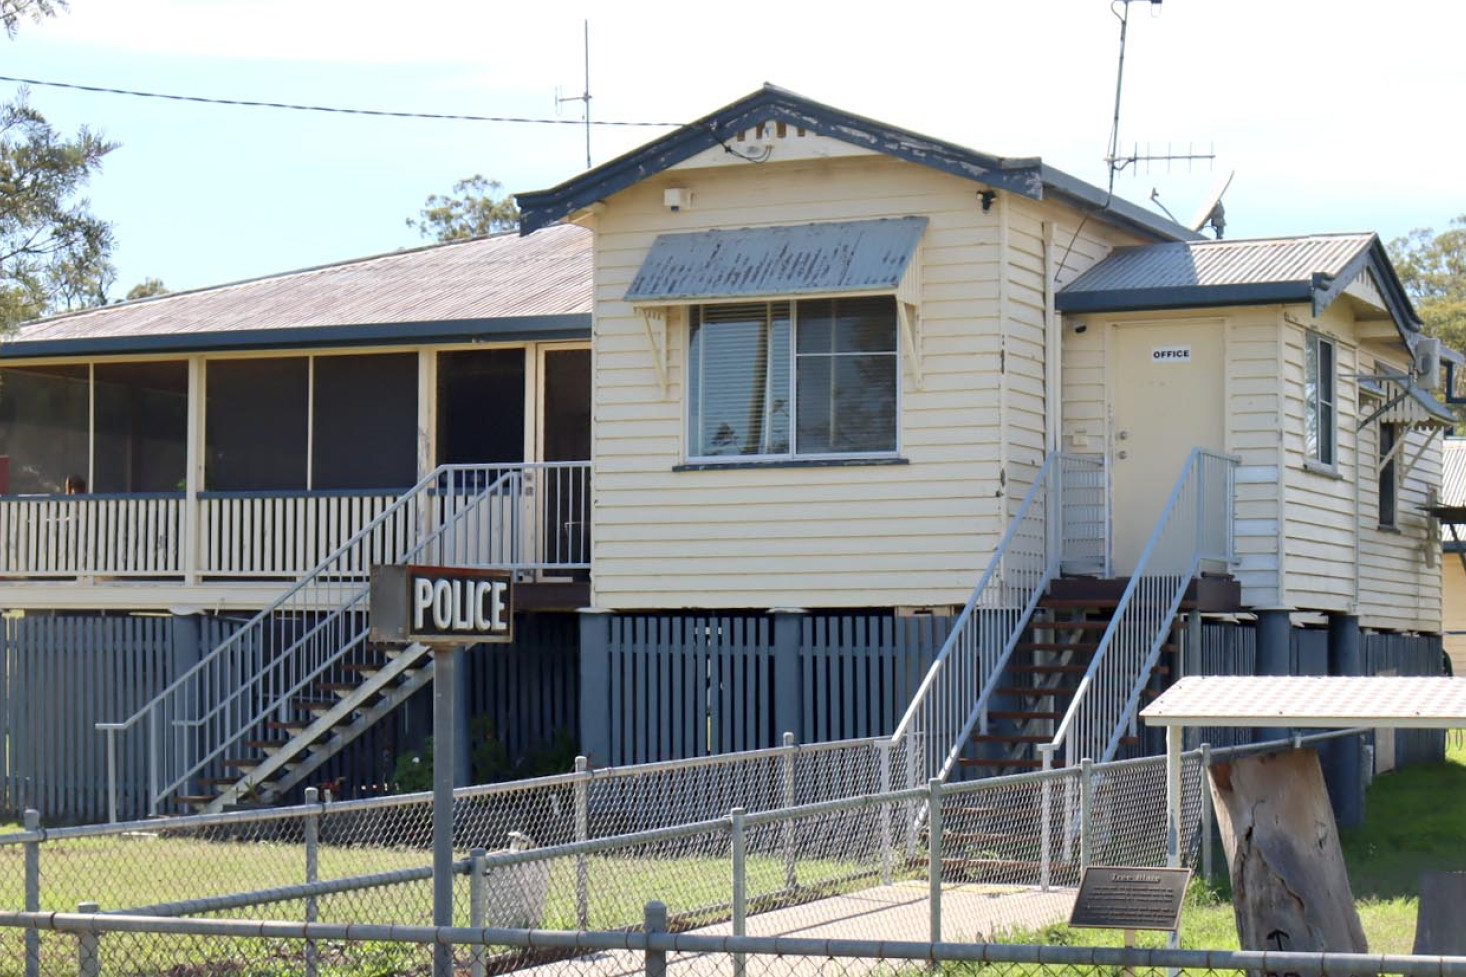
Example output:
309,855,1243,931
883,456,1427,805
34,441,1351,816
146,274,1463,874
673,457,909,472
0,314,591,359
519,86,1190,245
1038,165,1202,243
198,488,411,499
0,491,186,502
1056,281,1310,313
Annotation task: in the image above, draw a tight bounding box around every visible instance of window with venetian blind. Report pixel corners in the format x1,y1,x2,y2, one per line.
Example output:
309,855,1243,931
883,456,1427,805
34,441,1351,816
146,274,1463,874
686,295,898,459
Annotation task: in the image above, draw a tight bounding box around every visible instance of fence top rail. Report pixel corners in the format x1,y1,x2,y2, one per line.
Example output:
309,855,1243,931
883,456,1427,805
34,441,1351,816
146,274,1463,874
5,911,1466,977
0,730,1351,848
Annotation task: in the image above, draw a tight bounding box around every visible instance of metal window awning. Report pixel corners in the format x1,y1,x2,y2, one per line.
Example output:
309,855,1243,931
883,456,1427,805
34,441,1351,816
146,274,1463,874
623,216,929,395
1141,676,1466,729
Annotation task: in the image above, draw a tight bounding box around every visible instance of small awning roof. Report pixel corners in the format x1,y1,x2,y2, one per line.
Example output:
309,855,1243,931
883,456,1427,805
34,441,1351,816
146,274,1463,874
624,217,928,304
1360,374,1457,427
1142,676,1466,729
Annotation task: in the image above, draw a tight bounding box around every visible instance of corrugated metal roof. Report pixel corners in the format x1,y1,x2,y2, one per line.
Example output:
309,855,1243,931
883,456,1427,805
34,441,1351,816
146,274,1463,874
624,217,928,303
1444,438,1466,507
12,223,591,344
1062,233,1375,295
1142,676,1466,728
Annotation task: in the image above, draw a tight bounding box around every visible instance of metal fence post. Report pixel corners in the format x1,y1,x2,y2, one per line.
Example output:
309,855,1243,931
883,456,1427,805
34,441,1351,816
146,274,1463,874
781,732,796,893
927,777,942,944
105,729,118,824
1079,758,1094,872
303,787,320,977
730,807,747,977
1039,749,1053,892
23,808,40,977
904,743,918,857
77,902,100,977
877,739,893,886
469,847,488,977
574,755,589,929
1200,743,1214,883
644,901,668,977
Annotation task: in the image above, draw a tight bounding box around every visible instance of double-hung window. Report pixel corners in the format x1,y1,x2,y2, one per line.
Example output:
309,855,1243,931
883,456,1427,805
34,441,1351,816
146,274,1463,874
1304,332,1336,467
687,296,899,460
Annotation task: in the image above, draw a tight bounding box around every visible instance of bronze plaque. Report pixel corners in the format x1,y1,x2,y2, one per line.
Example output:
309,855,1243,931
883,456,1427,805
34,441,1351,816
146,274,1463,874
1069,866,1190,931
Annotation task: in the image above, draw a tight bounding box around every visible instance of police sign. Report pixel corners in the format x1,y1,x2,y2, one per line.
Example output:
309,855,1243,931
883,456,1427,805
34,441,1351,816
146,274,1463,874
369,564,513,645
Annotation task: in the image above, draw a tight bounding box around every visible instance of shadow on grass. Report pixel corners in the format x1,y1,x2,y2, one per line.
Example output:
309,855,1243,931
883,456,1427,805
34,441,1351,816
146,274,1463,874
1341,756,1466,900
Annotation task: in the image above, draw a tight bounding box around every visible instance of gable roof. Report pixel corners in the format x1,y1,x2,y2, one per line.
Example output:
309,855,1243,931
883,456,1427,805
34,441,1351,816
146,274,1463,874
1,224,592,359
516,84,1199,244
1055,232,1420,335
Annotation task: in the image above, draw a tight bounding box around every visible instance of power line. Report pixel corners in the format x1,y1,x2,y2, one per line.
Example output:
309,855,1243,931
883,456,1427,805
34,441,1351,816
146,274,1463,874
0,73,682,127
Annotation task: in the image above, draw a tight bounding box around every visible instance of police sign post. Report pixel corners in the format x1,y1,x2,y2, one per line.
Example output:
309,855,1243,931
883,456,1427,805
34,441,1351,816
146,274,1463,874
370,564,513,977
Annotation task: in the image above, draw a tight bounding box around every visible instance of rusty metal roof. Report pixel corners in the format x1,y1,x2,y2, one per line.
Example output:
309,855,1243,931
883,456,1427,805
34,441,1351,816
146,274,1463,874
624,217,928,304
3,224,591,357
1142,676,1466,728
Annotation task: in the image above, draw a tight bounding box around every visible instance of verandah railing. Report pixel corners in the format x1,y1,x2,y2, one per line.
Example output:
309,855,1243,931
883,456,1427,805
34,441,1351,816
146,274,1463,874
0,462,589,579
888,452,1107,787
1041,448,1237,770
96,462,587,817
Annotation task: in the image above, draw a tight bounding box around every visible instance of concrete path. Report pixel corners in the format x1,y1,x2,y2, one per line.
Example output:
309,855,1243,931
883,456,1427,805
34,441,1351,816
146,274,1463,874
517,882,1078,976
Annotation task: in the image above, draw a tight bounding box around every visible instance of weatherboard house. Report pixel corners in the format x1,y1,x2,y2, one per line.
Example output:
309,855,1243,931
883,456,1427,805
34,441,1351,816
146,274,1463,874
0,84,1450,823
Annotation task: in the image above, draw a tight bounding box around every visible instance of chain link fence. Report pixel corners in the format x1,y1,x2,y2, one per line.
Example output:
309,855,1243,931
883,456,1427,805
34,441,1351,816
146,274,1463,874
3,905,1465,977
0,731,1363,958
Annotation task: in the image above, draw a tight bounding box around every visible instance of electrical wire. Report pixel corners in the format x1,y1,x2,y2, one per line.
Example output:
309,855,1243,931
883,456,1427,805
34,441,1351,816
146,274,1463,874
0,73,683,127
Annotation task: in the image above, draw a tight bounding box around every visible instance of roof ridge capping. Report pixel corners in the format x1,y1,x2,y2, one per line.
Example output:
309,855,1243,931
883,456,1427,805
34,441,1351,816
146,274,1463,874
515,83,1198,243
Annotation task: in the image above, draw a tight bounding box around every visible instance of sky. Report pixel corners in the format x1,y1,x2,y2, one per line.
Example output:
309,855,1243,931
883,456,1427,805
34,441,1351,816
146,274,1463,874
8,0,1466,296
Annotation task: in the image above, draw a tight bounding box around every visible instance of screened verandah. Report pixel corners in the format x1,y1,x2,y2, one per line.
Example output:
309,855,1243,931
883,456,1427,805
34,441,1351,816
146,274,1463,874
0,345,591,585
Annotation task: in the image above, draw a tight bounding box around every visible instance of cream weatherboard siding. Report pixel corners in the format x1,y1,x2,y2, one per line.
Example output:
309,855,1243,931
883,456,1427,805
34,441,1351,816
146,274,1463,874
1277,304,1440,632
587,151,1134,610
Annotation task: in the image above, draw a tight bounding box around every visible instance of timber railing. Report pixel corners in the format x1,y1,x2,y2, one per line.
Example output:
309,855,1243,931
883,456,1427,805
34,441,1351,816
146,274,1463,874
0,462,589,581
95,462,588,819
1041,448,1237,771
889,452,1107,787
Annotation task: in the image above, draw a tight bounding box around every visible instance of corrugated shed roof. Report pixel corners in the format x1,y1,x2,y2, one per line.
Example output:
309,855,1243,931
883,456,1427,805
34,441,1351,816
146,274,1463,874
11,223,591,345
624,218,928,303
1142,676,1466,728
1061,233,1375,296
1444,438,1466,507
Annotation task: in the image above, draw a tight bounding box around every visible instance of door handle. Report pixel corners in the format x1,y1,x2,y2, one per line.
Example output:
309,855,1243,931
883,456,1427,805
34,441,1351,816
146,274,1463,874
1117,450,1129,460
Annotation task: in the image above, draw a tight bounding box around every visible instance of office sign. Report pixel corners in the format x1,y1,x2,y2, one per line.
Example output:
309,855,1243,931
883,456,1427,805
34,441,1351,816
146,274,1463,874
1151,344,1192,363
370,564,513,645
1069,866,1190,931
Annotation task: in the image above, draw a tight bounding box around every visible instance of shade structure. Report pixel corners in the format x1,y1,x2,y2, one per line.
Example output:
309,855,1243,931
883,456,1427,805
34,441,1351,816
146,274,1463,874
1141,676,1466,730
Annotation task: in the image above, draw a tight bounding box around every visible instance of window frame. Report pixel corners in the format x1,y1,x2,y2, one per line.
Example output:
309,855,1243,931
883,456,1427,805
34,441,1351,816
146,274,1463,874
1304,331,1338,470
683,295,903,464
1378,421,1400,530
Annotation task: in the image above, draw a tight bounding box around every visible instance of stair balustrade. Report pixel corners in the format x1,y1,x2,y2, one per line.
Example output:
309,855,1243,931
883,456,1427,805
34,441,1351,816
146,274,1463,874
97,462,589,818
889,453,1107,787
1039,448,1237,772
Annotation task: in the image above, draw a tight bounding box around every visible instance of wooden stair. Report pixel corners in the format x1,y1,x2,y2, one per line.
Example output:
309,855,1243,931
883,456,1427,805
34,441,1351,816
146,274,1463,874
170,641,434,814
957,576,1197,777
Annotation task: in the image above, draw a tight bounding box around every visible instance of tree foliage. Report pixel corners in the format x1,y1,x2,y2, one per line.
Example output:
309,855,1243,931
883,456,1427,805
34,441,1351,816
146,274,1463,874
0,0,65,38
1389,216,1466,355
407,174,519,241
0,93,116,328
124,277,167,301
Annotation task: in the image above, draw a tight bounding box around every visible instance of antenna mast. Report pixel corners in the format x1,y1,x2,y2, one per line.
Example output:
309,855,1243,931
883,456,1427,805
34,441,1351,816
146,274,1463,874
557,20,593,169
1104,1,1213,191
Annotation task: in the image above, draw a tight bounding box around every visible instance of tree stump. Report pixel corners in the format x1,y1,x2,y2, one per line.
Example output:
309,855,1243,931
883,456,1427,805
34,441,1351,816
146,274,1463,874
1414,872,1466,953
1209,748,1367,952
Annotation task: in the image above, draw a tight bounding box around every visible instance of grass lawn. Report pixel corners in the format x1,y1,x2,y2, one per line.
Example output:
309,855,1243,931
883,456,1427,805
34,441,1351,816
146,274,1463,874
998,737,1466,954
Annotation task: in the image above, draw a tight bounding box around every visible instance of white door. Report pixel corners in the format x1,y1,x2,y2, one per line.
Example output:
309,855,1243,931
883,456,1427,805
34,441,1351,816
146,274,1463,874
1111,320,1225,574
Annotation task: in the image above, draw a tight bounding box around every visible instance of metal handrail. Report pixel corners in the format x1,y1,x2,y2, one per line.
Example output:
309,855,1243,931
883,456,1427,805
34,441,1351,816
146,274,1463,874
889,452,1107,786
96,462,590,817
1041,448,1237,767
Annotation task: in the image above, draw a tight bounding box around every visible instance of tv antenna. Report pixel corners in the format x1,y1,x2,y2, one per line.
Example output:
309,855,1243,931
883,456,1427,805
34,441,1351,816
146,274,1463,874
1103,0,1216,195
555,20,592,169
